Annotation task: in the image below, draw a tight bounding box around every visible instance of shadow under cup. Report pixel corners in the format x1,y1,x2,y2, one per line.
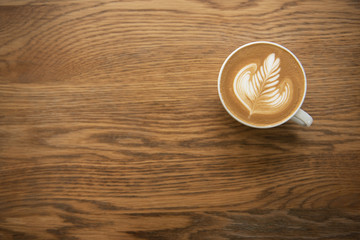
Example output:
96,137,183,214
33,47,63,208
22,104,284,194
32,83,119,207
218,42,307,128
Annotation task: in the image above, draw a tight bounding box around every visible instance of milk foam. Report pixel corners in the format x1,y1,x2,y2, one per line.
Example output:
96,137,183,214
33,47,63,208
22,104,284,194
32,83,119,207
233,53,291,117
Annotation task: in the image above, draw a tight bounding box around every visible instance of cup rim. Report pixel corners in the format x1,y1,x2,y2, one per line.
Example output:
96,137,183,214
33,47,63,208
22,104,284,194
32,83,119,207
218,41,307,128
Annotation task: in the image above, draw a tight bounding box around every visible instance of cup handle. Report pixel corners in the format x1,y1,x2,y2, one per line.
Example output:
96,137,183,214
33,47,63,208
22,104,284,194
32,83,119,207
290,109,313,127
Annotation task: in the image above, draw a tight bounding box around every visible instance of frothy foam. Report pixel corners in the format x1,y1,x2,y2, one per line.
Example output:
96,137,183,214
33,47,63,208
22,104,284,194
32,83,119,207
233,53,292,117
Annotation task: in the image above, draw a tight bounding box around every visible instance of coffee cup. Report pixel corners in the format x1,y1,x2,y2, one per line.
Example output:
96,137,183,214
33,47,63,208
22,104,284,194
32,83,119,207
218,41,313,128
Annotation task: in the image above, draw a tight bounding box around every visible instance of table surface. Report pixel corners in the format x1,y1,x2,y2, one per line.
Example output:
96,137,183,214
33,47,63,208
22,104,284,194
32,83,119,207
1,0,360,239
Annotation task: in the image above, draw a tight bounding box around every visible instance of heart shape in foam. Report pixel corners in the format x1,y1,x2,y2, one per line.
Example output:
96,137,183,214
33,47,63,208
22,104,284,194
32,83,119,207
233,53,291,116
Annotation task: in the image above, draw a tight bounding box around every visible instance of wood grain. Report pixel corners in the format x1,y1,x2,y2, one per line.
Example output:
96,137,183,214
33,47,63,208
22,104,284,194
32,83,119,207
1,0,360,239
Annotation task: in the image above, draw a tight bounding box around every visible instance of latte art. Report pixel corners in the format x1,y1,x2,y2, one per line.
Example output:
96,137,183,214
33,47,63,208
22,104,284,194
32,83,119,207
218,42,306,127
233,53,291,117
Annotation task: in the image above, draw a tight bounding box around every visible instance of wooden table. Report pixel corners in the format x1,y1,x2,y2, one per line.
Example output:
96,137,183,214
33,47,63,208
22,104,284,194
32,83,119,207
1,0,360,239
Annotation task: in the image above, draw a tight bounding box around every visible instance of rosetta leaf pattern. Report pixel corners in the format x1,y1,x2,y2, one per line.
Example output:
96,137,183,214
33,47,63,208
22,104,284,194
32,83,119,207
233,53,290,116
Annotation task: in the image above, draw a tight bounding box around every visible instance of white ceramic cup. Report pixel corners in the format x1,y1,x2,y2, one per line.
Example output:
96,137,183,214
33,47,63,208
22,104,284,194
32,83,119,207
218,41,313,128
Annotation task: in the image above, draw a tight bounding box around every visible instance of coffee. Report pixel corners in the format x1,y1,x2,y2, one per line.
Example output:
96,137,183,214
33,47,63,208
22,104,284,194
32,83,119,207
219,42,306,127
